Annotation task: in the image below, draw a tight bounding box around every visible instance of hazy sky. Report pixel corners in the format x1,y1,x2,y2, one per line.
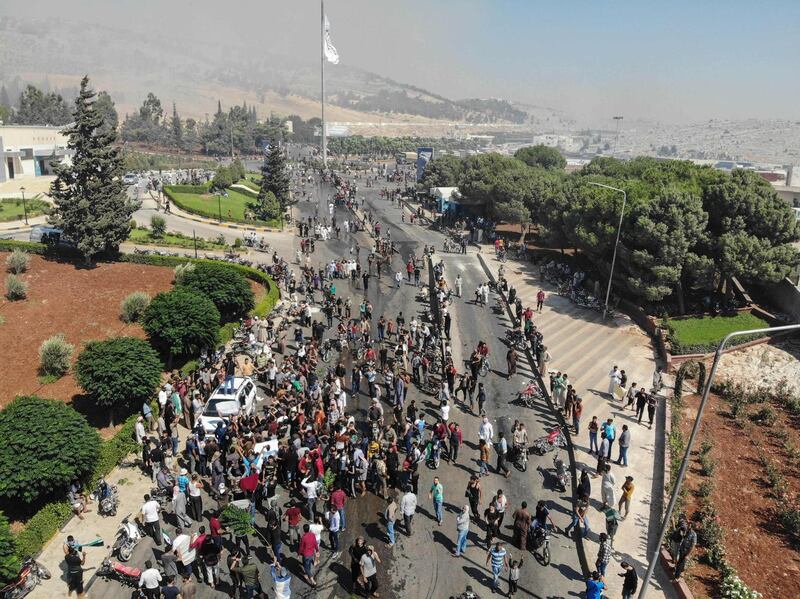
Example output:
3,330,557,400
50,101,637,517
3,0,799,123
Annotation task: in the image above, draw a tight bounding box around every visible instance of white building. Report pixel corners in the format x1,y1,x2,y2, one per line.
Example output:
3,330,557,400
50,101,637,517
0,125,71,183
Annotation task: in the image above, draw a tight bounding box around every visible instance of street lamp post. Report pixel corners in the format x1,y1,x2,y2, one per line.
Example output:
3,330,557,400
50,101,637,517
19,186,28,225
216,191,222,223
588,182,626,319
638,322,800,598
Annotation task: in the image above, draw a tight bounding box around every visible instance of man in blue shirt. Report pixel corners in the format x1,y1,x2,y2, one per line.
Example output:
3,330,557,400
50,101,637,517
586,571,606,599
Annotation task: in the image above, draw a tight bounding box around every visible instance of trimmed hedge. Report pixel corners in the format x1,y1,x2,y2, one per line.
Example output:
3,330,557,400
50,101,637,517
165,183,210,194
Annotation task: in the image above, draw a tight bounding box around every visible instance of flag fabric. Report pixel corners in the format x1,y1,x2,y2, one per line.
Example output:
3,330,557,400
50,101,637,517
324,15,340,64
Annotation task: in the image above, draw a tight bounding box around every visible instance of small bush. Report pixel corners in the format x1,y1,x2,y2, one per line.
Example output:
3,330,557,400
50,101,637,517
143,289,220,358
5,250,29,274
13,501,73,561
764,462,787,496
173,262,196,285
778,504,800,539
120,291,151,323
697,480,713,498
38,334,74,378
750,406,778,426
150,214,167,238
720,571,762,599
176,262,254,321
699,439,716,476
5,274,27,300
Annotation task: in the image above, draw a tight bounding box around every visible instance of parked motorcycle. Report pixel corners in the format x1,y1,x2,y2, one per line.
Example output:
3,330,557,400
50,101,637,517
511,443,528,472
97,558,144,587
516,380,542,409
531,426,568,455
0,557,51,599
528,525,551,565
113,514,144,561
553,453,570,492
91,478,119,517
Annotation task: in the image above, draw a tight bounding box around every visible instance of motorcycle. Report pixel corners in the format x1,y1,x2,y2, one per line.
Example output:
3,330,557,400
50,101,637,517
553,452,570,492
97,558,144,588
0,557,51,599
92,478,119,517
505,330,528,351
528,525,551,565
113,514,144,561
479,357,491,377
516,380,542,409
531,426,568,455
511,443,528,472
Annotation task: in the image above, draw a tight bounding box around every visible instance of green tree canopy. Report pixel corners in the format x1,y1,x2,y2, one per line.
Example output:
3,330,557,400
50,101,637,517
261,142,291,208
94,91,118,136
177,262,254,320
49,77,139,263
514,145,566,170
0,512,19,583
13,85,71,126
0,396,101,508
75,337,163,424
418,154,463,189
143,289,221,359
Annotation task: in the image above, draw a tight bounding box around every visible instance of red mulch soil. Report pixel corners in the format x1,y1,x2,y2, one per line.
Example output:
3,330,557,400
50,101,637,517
0,253,174,410
678,391,800,599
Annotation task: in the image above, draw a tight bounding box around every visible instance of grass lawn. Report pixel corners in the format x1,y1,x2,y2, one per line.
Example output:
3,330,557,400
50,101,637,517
0,196,48,222
128,227,229,250
166,188,280,228
668,312,769,354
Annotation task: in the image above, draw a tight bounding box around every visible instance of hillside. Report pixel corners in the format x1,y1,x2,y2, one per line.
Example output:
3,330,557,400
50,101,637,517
0,16,536,130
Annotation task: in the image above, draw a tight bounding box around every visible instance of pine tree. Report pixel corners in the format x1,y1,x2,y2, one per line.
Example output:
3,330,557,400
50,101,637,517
49,76,138,264
260,141,291,209
0,85,9,109
171,102,183,149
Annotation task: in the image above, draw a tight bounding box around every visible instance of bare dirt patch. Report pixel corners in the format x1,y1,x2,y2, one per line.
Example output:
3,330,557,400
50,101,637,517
0,254,173,407
678,390,800,599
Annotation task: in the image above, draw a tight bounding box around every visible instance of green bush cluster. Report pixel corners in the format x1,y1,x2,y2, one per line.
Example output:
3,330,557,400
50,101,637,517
0,512,20,583
163,184,209,194
698,439,716,476
12,501,73,561
5,250,29,274
75,338,163,418
5,274,27,300
38,334,74,378
0,396,101,509
120,291,151,323
177,262,254,321
143,289,220,359
149,214,167,238
173,263,196,285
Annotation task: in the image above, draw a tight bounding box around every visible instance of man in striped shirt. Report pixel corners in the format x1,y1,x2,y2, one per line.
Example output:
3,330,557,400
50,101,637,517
485,541,510,593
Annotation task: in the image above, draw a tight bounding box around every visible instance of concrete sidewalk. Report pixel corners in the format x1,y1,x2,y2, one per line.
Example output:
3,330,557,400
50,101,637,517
480,250,676,598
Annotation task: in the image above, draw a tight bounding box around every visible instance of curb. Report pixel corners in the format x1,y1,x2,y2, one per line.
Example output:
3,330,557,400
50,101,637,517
476,252,591,580
169,210,281,232
660,548,694,599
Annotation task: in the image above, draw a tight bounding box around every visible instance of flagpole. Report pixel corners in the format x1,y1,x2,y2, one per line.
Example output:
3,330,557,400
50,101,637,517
320,0,327,169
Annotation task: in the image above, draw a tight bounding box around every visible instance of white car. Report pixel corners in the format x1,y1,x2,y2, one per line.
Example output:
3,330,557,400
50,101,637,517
198,377,258,435
122,173,137,185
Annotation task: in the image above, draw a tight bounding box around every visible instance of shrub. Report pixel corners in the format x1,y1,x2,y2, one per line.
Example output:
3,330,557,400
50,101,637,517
150,214,167,239
13,501,73,560
38,334,74,378
720,571,762,599
5,274,27,300
699,439,716,476
75,337,163,424
0,512,19,584
120,291,151,323
220,504,255,537
697,480,713,498
5,250,29,274
0,396,101,508
778,504,800,539
749,406,778,426
176,262,254,321
173,263,196,285
143,289,220,359
91,413,140,483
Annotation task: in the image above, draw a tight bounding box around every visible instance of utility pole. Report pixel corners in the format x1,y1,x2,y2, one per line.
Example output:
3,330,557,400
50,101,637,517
612,115,623,157
320,0,327,169
230,122,234,161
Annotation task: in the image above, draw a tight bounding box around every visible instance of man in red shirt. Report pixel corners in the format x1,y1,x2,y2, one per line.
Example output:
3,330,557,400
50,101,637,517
283,502,303,550
330,486,347,532
298,524,320,587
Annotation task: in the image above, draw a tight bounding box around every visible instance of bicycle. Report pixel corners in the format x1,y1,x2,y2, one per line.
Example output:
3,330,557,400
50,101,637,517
479,357,491,377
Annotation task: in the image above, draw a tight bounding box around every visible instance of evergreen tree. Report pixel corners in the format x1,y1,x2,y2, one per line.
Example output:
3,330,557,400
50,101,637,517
49,77,139,264
0,85,9,108
14,84,71,125
94,91,118,135
260,141,291,209
170,102,183,149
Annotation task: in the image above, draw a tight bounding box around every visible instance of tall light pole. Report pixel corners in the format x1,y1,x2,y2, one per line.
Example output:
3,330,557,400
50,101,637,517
19,186,28,225
638,322,800,597
612,115,623,157
588,182,626,319
320,0,327,169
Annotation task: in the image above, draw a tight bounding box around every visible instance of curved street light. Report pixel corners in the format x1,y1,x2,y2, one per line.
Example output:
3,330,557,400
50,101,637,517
588,181,626,319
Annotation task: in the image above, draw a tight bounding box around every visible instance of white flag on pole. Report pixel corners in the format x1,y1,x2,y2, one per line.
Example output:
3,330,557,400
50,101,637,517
323,15,340,64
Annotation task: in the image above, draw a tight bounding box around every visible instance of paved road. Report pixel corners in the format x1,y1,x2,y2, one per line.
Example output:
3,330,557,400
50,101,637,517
41,168,587,599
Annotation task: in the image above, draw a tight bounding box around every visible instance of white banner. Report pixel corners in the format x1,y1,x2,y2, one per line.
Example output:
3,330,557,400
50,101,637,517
324,15,340,64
